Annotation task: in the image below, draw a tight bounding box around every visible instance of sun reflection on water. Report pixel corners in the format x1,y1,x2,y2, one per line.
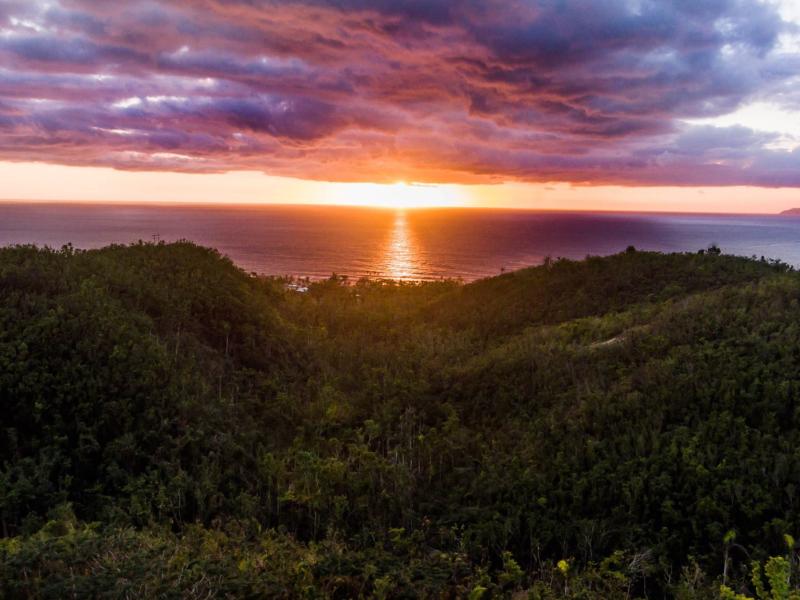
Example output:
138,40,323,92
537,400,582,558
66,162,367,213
384,210,416,280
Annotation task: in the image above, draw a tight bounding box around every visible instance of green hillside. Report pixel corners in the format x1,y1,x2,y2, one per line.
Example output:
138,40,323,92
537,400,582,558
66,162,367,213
2,242,800,598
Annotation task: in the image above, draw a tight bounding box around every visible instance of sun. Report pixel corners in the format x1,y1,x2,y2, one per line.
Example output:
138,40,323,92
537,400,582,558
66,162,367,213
371,181,463,208
324,180,463,208
383,181,432,209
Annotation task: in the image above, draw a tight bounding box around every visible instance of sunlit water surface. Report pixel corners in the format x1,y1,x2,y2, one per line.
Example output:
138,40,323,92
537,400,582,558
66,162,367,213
2,203,800,281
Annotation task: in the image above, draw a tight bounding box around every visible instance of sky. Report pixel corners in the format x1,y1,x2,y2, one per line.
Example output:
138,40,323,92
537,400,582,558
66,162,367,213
1,0,799,212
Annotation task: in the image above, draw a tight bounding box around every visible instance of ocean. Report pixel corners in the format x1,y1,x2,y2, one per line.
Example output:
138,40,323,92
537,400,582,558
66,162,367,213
2,202,800,281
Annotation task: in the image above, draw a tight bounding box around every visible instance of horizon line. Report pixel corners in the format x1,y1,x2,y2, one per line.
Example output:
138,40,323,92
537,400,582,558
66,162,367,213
0,198,794,218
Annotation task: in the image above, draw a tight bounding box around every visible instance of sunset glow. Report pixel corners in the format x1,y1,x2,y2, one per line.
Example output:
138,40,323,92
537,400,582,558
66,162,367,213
0,1,799,211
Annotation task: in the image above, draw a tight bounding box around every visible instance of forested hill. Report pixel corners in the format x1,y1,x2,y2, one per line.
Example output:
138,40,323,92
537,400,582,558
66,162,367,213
2,242,800,598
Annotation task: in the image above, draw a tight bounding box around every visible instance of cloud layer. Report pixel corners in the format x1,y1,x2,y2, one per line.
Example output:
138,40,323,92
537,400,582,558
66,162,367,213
1,0,799,186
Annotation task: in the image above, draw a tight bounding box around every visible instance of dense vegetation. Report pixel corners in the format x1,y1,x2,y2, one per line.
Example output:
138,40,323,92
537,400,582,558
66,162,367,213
3,241,800,598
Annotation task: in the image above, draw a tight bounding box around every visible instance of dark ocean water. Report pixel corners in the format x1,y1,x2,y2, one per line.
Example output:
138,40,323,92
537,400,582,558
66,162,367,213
2,202,800,281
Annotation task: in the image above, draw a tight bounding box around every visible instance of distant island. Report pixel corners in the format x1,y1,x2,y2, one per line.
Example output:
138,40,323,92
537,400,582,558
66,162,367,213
1,242,799,598
780,208,800,215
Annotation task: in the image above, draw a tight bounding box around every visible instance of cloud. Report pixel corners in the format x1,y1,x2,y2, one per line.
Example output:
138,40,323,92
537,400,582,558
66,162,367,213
0,0,798,186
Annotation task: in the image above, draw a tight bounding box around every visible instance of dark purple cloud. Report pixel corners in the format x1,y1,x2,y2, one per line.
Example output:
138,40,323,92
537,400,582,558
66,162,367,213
0,0,798,185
